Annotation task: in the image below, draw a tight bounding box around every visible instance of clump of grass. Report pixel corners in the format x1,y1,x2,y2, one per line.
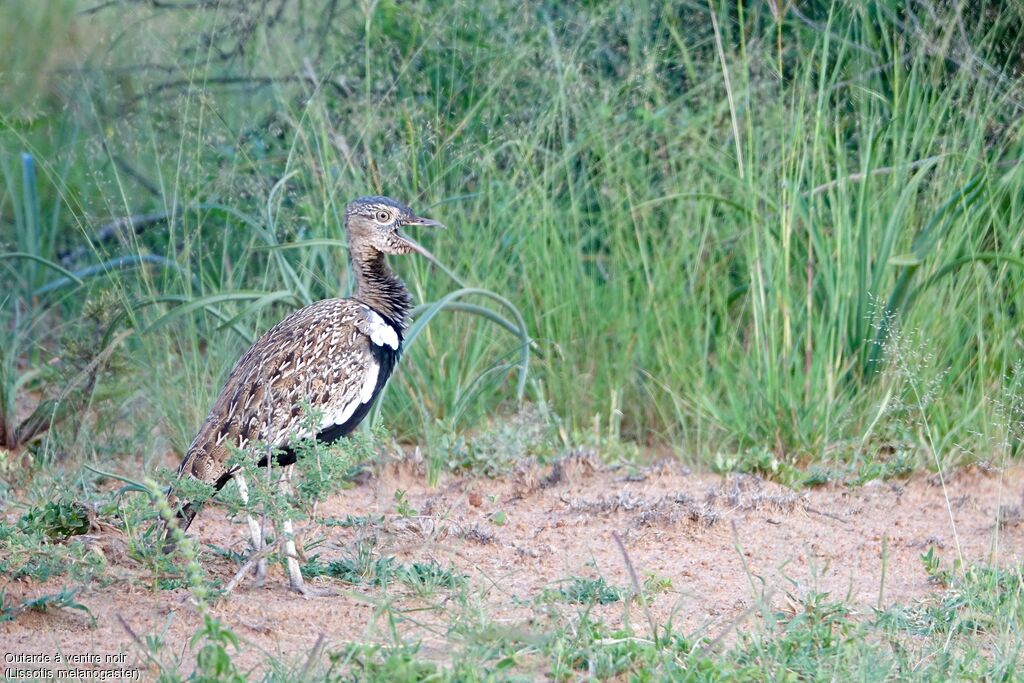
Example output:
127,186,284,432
0,498,109,624
398,561,467,596
711,447,811,487
16,499,91,539
542,576,627,606
0,501,106,586
334,642,444,683
879,563,1024,638
304,552,465,596
304,554,401,588
0,587,94,625
434,403,559,478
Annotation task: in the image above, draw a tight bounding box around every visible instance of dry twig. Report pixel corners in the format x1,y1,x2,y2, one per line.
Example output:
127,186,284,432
612,531,660,645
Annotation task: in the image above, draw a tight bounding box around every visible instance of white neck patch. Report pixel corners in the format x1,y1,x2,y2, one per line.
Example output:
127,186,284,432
363,306,400,350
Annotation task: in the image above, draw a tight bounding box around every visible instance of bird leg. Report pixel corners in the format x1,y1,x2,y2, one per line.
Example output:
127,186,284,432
275,466,338,598
277,466,307,595
233,473,267,587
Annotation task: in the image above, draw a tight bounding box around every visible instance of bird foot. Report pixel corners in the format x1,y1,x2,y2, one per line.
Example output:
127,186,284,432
288,581,338,598
252,559,268,588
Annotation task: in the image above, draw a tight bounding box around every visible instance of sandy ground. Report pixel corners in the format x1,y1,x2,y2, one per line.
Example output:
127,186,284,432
3,457,1024,679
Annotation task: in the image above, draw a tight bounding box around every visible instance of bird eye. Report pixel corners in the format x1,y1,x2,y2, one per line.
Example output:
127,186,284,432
375,210,391,223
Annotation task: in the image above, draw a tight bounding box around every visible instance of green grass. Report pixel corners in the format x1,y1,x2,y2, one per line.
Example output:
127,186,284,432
223,561,1024,681
313,561,1023,681
541,575,628,606
2,0,1024,679
2,1,1023,468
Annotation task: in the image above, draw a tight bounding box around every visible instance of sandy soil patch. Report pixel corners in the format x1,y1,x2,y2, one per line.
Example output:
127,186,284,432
3,458,1023,677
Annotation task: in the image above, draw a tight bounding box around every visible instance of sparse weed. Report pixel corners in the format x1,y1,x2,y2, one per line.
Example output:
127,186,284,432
542,576,626,606
0,503,105,586
16,499,91,539
320,514,384,528
920,545,958,587
434,403,560,478
398,562,467,597
333,643,445,683
642,572,673,597
0,587,94,625
304,550,464,597
711,446,809,487
392,488,417,518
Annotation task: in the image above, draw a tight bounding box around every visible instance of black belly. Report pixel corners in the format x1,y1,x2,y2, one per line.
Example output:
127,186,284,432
255,341,400,469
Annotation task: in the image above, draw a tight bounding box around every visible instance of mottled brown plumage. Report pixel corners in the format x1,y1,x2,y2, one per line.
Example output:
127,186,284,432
164,196,442,593
178,300,381,477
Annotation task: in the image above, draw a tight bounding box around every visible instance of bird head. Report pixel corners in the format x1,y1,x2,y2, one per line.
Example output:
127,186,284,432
344,196,444,259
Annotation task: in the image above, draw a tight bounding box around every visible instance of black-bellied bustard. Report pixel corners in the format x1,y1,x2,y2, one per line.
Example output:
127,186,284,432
164,196,442,595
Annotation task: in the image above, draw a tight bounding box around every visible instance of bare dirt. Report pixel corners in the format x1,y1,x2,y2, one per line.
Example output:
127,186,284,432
4,457,1024,678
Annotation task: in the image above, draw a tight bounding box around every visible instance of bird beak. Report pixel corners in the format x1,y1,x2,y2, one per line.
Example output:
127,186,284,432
405,216,445,229
397,215,444,258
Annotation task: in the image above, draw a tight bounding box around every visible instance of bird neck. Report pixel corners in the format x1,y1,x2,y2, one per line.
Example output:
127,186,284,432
351,248,412,331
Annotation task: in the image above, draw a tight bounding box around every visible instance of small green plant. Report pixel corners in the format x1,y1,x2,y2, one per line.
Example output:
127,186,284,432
304,552,464,596
393,489,417,517
489,510,507,526
0,501,107,623
848,449,916,486
0,502,106,587
920,546,956,586
642,572,673,596
17,500,91,539
711,447,809,487
0,587,94,625
398,562,466,597
543,576,626,606
189,614,247,682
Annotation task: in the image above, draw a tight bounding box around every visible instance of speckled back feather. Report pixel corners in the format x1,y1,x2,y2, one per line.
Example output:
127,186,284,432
177,298,400,487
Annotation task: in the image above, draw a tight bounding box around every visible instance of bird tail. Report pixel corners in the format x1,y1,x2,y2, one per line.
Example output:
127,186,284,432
160,470,233,554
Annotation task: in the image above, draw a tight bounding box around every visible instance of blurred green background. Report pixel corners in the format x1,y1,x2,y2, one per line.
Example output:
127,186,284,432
2,0,1023,478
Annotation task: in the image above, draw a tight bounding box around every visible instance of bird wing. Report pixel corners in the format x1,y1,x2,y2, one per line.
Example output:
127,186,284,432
177,298,400,484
